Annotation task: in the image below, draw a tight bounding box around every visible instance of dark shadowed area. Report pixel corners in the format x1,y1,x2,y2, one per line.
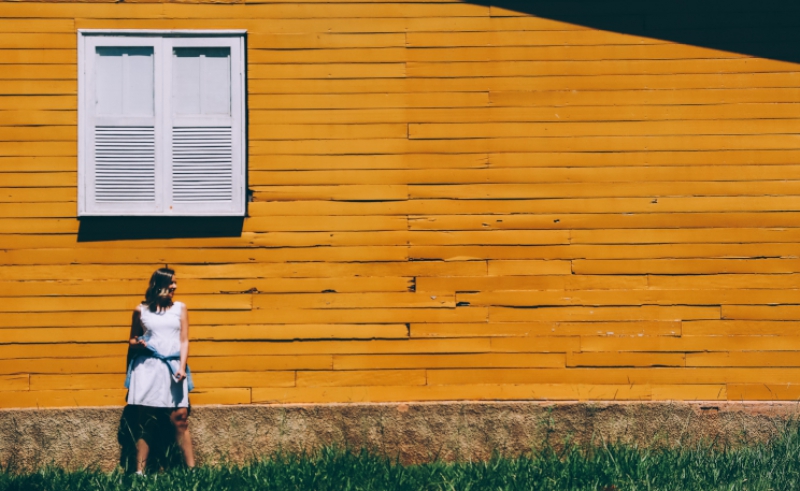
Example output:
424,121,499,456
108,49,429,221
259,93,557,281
77,217,245,242
472,0,800,64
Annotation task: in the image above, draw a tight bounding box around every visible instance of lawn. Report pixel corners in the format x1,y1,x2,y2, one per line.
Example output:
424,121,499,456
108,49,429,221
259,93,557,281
3,428,800,490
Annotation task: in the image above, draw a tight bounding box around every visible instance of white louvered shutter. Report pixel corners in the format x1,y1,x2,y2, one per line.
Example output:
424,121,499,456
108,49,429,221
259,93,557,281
80,37,163,215
79,32,245,216
164,38,245,216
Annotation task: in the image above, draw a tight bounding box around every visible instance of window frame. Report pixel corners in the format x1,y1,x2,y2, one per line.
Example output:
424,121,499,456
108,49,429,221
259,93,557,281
77,30,247,217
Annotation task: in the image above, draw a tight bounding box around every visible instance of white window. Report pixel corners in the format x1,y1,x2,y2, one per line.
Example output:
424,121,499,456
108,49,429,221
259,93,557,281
78,31,246,216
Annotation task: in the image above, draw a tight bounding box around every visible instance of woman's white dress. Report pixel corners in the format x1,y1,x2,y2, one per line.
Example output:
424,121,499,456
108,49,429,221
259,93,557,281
126,301,189,408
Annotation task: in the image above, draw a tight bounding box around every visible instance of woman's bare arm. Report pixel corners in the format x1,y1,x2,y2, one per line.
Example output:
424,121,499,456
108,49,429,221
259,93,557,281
129,305,146,348
176,305,190,381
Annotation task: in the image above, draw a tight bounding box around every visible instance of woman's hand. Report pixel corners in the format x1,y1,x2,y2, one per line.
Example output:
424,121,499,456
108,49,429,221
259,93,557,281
174,368,187,382
130,337,147,349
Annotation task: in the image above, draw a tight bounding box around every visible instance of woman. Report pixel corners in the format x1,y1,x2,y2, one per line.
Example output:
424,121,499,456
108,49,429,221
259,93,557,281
126,267,195,474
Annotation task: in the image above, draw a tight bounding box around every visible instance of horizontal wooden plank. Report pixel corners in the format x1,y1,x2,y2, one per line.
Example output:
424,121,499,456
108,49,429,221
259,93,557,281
406,43,750,63
0,261,486,281
0,324,409,344
254,166,800,186
0,19,74,33
184,388,252,405
249,123,407,140
249,196,800,216
582,335,800,352
726,384,800,401
0,50,75,64
254,136,800,155
0,33,75,49
249,92,489,110
407,29,664,47
73,16,493,33
686,352,800,368
0,293,251,312
253,184,407,201
0,277,412,296
252,292,454,309
409,243,800,261
410,321,680,338
0,374,28,391
0,307,489,327
247,105,800,123
251,383,653,403
410,119,800,139
649,274,800,290
29,372,295,390
425,367,800,386
567,352,685,367
491,88,800,107
573,259,800,275
249,47,406,64
191,356,332,372
573,228,800,245
250,32,406,48
296,369,426,387
0,389,126,408
244,75,757,94
0,2,489,18
333,353,565,369
722,305,800,321
0,247,406,264
682,320,800,336
3,355,332,375
0,65,74,80
489,306,720,323
461,289,800,308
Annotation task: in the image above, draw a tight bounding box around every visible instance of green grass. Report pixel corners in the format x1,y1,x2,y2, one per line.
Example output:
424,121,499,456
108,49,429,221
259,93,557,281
4,429,800,491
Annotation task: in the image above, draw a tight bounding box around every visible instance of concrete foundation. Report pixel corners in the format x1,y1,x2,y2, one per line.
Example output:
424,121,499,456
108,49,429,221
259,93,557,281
1,402,799,471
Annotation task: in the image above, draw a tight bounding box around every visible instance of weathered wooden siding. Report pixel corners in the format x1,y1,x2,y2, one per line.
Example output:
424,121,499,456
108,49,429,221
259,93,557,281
2,1,800,407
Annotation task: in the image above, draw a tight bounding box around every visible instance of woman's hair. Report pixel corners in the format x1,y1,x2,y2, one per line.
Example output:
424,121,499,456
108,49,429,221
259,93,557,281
143,267,175,312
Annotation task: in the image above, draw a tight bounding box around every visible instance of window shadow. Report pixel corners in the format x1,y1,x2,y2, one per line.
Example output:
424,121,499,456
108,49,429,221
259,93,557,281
77,217,244,242
470,0,800,64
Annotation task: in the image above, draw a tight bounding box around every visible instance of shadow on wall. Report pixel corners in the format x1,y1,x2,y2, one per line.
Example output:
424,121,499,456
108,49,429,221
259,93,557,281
472,0,800,64
118,406,186,473
77,217,245,242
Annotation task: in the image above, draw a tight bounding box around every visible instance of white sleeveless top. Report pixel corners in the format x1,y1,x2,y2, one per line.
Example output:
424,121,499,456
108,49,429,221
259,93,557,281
126,301,189,408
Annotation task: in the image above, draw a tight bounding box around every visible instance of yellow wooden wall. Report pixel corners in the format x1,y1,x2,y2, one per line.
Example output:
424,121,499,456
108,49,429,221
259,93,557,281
2,0,800,408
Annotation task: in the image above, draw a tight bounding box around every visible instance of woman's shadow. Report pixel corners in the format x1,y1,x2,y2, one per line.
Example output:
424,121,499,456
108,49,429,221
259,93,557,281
117,406,186,473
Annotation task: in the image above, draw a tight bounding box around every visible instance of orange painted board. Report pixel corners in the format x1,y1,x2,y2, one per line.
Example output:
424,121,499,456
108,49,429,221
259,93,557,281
0,276,412,296
726,384,800,401
567,352,685,367
0,389,127,409
333,353,565,369
251,292,454,309
0,261,487,281
296,369,426,387
582,336,800,352
251,383,652,404
410,321,680,338
0,374,28,391
191,324,410,341
490,306,720,323
461,289,800,307
188,338,491,356
687,352,800,368
189,388,252,405
426,367,800,386
489,336,580,352
682,320,800,336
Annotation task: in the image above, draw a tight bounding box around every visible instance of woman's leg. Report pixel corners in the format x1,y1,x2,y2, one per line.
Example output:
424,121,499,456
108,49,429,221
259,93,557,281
170,407,195,467
135,406,152,473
